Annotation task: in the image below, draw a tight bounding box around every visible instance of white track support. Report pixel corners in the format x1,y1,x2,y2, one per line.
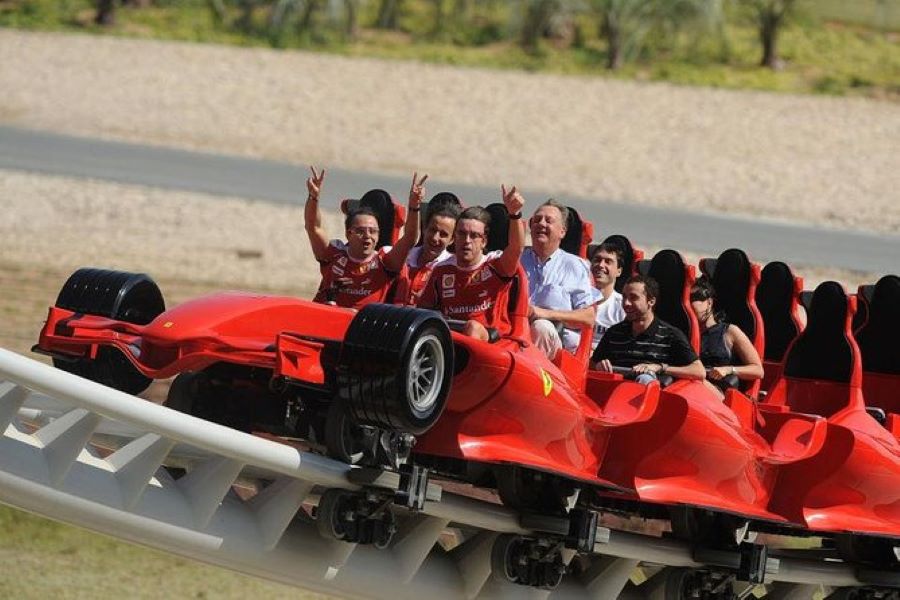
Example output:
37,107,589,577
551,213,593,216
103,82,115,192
1,348,897,599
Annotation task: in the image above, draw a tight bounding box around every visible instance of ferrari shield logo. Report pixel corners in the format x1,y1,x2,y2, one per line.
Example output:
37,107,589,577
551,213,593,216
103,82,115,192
442,274,455,288
540,369,553,397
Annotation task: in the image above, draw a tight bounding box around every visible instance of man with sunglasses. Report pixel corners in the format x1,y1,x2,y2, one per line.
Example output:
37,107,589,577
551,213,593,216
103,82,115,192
304,166,425,309
522,199,601,359
417,186,526,341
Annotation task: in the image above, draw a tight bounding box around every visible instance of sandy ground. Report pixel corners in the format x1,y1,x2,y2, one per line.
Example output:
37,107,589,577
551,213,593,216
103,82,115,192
1,29,899,234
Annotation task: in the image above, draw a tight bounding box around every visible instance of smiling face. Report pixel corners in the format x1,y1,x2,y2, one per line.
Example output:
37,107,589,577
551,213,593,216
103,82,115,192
591,249,623,289
622,282,655,322
345,214,379,259
454,218,487,267
529,205,566,252
421,214,456,263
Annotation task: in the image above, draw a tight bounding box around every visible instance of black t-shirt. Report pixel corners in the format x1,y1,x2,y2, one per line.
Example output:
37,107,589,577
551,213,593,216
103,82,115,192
591,317,698,367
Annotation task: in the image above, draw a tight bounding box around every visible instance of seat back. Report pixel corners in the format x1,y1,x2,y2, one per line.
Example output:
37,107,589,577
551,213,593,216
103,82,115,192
484,203,509,253
646,249,700,351
589,235,644,293
755,261,804,362
705,249,764,396
341,189,403,248
857,275,900,413
560,206,593,259
765,281,863,418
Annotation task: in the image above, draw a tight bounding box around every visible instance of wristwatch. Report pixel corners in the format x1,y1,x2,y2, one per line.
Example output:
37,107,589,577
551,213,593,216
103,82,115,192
509,212,523,220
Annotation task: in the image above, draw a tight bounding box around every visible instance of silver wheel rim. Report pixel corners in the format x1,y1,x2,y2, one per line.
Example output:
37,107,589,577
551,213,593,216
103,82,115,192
407,333,445,413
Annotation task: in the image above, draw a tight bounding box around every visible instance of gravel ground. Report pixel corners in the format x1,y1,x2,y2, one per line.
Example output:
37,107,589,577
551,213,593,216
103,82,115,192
1,29,898,234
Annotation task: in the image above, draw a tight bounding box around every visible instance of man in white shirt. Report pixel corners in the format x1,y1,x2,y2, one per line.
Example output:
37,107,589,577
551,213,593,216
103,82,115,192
521,199,601,359
590,242,626,350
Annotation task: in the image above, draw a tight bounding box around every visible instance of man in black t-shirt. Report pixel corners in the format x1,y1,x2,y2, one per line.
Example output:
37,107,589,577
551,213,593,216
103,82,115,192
590,275,705,384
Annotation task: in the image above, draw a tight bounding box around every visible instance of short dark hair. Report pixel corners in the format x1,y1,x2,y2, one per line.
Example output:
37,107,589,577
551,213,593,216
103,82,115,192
457,206,491,234
690,277,716,303
427,203,461,226
591,242,624,269
624,274,659,304
535,198,569,228
344,206,378,231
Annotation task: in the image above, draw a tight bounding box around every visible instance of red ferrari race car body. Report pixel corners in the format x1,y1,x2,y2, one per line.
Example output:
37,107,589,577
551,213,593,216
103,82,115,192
33,264,900,547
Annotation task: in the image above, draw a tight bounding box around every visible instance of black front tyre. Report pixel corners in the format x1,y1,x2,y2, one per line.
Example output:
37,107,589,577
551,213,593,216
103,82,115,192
52,268,165,395
337,304,453,435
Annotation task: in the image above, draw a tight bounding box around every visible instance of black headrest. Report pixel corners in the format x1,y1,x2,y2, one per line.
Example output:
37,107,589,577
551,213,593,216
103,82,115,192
484,203,509,252
856,275,900,375
560,207,584,256
647,250,692,340
711,248,756,342
784,281,853,382
344,189,396,249
755,261,800,361
601,235,636,293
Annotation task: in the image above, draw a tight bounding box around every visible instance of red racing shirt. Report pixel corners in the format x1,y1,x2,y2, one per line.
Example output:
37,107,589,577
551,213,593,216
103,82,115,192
313,240,398,309
417,251,513,335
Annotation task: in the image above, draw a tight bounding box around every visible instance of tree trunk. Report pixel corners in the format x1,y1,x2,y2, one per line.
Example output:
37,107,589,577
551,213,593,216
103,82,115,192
376,0,402,30
236,0,255,31
298,0,322,32
431,0,446,36
520,0,557,52
759,10,780,68
344,0,359,38
95,0,116,25
600,11,622,70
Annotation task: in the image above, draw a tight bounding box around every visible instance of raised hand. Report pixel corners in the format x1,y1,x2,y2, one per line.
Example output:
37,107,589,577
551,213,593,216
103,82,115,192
306,166,326,200
501,184,524,216
408,172,428,210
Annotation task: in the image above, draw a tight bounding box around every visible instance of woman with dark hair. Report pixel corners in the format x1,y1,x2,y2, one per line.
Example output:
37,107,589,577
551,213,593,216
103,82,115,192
690,277,764,396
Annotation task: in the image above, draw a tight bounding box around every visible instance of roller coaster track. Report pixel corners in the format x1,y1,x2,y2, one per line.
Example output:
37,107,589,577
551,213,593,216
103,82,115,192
0,347,895,599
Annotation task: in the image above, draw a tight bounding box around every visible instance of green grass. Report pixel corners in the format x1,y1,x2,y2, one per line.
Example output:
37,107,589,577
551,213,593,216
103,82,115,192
1,0,897,98
0,505,332,599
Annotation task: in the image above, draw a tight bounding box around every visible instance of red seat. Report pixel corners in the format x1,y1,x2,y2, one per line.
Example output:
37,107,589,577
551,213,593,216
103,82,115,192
700,248,765,397
755,261,806,393
642,249,700,352
560,206,593,259
340,189,405,248
763,281,864,418
856,275,900,435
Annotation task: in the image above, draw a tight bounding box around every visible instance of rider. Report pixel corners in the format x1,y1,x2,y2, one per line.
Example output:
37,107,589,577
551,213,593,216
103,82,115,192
591,274,706,385
304,167,425,309
590,242,626,349
689,277,764,395
401,201,460,304
417,186,526,341
521,199,599,359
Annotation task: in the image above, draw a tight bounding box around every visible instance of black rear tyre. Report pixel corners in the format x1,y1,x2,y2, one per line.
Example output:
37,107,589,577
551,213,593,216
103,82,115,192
337,304,453,435
53,267,165,395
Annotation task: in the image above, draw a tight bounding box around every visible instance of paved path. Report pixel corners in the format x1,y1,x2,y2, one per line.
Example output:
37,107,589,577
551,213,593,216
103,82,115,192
1,125,897,274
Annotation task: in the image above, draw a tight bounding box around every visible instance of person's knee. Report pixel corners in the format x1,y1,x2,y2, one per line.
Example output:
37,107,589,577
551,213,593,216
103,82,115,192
464,320,489,341
530,318,562,359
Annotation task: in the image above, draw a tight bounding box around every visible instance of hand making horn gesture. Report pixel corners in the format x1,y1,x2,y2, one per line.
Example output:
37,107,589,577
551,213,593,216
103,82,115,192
501,184,524,216
408,172,429,211
306,166,326,201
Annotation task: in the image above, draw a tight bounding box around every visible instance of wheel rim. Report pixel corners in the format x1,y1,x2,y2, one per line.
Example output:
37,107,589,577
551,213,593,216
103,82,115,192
407,333,444,414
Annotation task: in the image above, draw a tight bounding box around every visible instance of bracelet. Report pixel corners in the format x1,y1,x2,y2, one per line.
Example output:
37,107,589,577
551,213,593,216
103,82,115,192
731,366,737,376
660,363,667,375
509,212,523,220
409,207,421,212
308,195,318,202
